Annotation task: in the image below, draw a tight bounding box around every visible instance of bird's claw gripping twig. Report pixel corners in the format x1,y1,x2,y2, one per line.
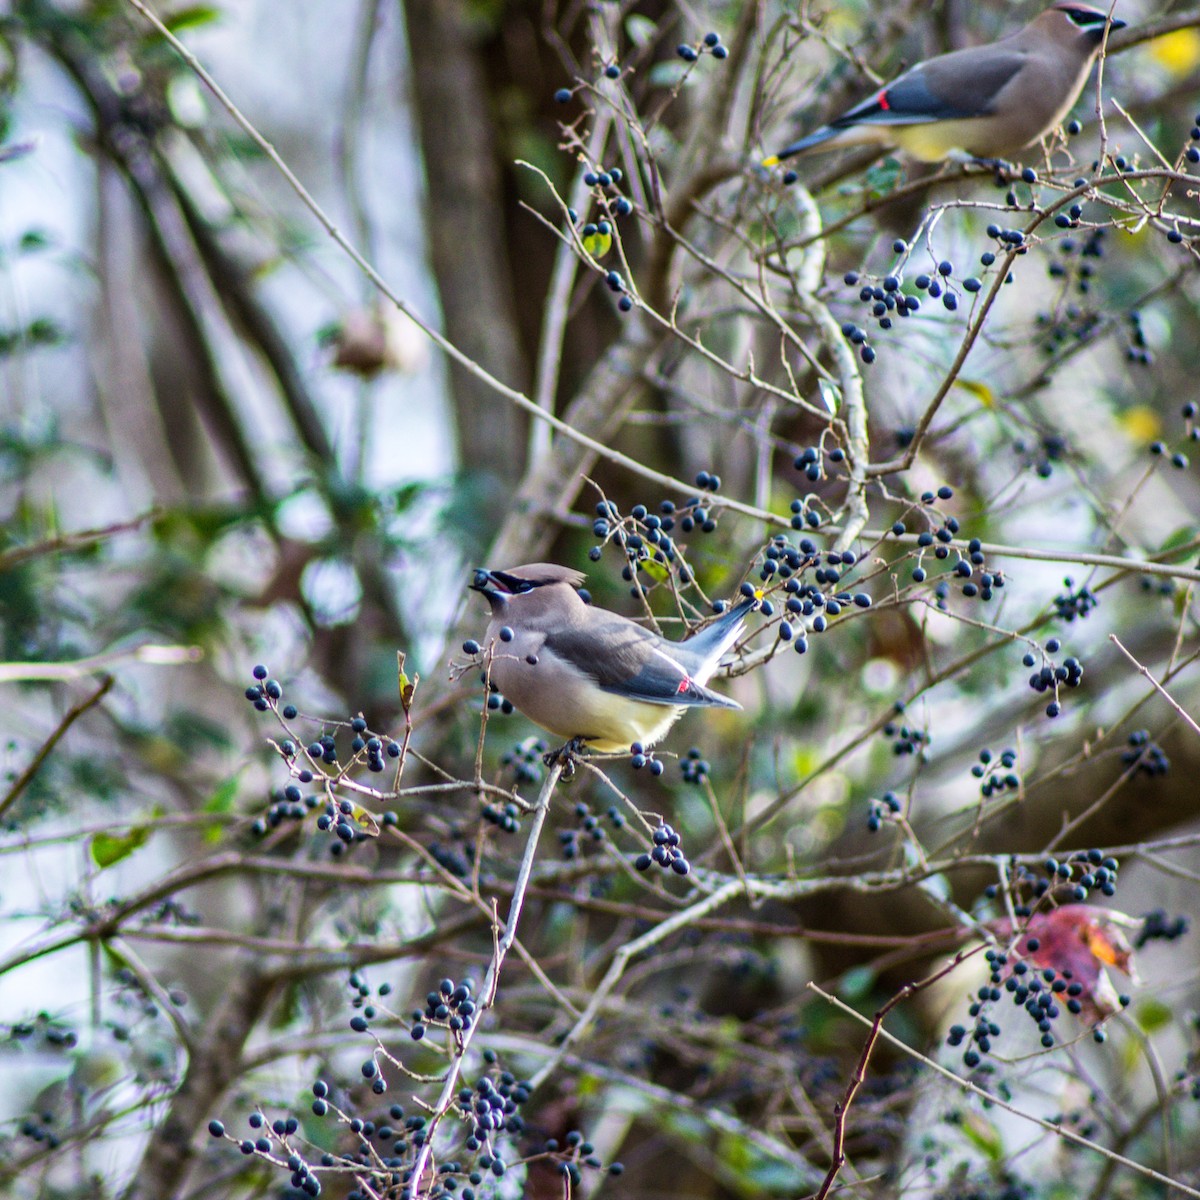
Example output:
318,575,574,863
542,736,587,777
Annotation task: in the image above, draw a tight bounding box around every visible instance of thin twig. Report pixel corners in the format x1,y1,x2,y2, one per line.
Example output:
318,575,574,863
406,760,562,1194
810,983,1200,1198
1109,635,1200,739
0,676,115,821
812,949,982,1199
0,511,157,570
527,877,745,1090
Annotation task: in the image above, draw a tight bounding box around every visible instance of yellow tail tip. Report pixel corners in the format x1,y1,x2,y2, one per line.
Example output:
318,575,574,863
761,154,781,168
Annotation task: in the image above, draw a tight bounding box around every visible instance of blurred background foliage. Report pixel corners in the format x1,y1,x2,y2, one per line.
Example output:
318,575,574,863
2,1,1200,1199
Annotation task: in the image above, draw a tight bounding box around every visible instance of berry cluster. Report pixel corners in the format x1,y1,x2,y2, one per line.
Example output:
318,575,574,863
680,746,710,785
838,266,922,365
909,252,983,311
881,714,929,757
208,1111,317,1194
832,220,1031,364
1125,309,1153,366
866,790,902,832
758,534,871,651
314,797,385,854
1182,116,1200,167
1148,402,1194,471
244,663,282,710
676,30,728,62
559,799,622,860
501,736,547,784
551,159,638,309
245,666,402,774
482,800,521,835
947,943,1089,1066
793,442,845,490
1044,224,1105,299
460,641,520,719
970,747,1019,799
429,839,473,880
899,492,1007,605
1021,638,1084,718
1010,430,1066,478
1052,576,1098,622
1136,908,1189,947
629,740,665,776
1121,730,1170,778
410,975,479,1042
1036,850,1120,905
1186,400,1199,428
17,1112,62,1152
589,477,731,592
540,1130,624,1188
253,784,316,836
209,1030,624,1200
635,821,690,875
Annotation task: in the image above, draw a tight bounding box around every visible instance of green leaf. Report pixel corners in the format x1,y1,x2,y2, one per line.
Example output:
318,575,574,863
398,651,416,712
1157,524,1200,557
916,864,951,902
201,774,241,842
90,826,150,869
18,230,53,254
203,775,240,815
163,5,222,33
838,965,875,1001
1135,996,1173,1033
625,14,658,47
959,1111,1004,1160
861,158,903,197
648,61,689,88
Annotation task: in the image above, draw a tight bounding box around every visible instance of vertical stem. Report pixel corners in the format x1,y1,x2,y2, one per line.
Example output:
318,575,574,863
407,760,562,1194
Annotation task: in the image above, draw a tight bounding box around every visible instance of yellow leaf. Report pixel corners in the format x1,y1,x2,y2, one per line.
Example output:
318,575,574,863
345,802,380,837
1116,405,1160,443
955,378,994,408
1148,28,1200,77
582,230,612,258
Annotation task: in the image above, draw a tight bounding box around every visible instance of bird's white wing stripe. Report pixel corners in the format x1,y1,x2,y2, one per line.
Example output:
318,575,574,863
694,617,745,683
648,643,688,676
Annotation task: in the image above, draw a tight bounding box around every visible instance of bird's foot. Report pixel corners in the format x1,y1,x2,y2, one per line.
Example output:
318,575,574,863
950,153,1016,179
542,736,588,778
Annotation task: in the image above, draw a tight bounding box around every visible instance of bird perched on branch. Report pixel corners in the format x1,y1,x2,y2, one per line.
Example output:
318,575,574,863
469,563,755,754
764,3,1125,167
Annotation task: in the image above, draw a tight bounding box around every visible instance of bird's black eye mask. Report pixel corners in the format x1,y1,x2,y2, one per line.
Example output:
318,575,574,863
1061,5,1125,33
471,569,538,595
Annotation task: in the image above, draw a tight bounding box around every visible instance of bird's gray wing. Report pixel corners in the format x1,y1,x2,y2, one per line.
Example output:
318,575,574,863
835,47,1027,127
542,622,740,709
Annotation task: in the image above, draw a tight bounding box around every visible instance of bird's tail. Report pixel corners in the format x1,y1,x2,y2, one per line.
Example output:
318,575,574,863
763,125,837,166
676,596,757,681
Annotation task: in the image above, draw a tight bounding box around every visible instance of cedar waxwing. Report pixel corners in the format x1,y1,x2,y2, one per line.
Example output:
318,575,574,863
764,3,1125,166
469,564,755,753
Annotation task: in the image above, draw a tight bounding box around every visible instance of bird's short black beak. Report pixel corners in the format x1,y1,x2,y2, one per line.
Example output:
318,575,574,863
470,568,506,604
1108,15,1127,29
